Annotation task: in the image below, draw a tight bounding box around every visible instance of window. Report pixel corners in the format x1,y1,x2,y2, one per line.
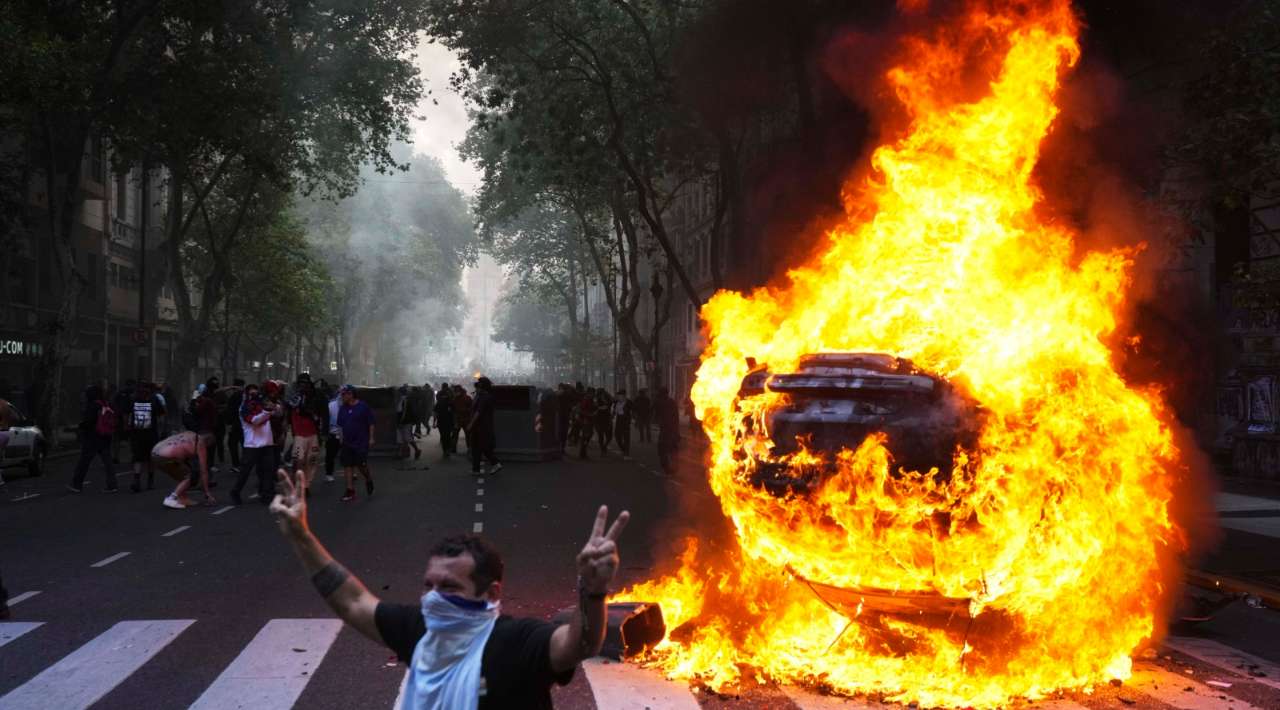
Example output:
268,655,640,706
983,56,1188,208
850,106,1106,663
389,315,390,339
88,134,105,184
116,171,128,220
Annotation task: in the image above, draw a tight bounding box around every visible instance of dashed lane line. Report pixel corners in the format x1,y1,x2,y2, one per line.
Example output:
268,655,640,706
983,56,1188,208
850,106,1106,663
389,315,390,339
11,492,40,502
212,505,234,515
6,591,42,606
472,522,483,533
476,488,484,496
477,478,484,484
475,503,483,513
161,525,191,537
89,552,131,568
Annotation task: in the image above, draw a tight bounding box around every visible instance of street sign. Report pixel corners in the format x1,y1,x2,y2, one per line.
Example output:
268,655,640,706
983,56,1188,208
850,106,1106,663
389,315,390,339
131,328,148,346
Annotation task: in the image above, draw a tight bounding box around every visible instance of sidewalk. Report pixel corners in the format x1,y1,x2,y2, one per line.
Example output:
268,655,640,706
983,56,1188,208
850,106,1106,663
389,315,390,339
1192,487,1280,607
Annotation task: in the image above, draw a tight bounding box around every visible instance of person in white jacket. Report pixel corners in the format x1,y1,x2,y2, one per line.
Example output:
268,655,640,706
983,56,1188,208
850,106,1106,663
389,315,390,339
230,383,279,505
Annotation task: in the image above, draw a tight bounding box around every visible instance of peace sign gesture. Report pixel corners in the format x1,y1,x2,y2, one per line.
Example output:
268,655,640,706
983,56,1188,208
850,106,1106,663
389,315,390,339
577,505,630,595
269,468,310,539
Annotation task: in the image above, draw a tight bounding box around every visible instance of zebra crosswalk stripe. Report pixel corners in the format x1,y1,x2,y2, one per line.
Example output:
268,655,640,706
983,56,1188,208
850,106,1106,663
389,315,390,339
581,657,700,710
0,619,192,710
188,618,343,710
0,622,43,649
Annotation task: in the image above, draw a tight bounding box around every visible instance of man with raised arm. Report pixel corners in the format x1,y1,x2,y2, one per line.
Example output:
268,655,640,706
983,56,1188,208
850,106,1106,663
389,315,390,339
269,469,629,710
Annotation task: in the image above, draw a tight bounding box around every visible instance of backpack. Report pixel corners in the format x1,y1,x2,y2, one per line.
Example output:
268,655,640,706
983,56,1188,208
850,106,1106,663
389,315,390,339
95,401,118,437
182,399,201,432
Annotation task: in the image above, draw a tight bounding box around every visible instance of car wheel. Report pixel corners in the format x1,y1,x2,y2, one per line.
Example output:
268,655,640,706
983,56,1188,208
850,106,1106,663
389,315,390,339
28,446,45,477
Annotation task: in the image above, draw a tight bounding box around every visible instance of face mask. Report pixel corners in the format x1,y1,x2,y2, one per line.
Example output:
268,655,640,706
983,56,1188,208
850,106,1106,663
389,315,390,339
402,590,500,710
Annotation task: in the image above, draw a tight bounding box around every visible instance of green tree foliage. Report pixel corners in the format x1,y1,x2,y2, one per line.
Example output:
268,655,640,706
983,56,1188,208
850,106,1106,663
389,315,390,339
2,0,431,428
1173,0,1280,208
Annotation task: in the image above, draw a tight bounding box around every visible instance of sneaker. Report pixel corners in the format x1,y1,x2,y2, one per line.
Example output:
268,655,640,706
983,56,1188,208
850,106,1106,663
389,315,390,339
66,484,83,494
163,494,185,510
229,490,243,506
489,463,503,476
341,489,356,502
204,494,218,506
105,487,119,493
414,449,422,461
325,475,335,483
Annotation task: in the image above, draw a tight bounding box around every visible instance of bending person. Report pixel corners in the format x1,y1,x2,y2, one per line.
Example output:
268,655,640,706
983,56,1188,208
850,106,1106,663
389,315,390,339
154,430,214,509
270,469,629,709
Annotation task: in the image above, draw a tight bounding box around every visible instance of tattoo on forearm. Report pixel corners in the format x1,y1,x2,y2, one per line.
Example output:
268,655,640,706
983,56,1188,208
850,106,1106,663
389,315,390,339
312,561,351,599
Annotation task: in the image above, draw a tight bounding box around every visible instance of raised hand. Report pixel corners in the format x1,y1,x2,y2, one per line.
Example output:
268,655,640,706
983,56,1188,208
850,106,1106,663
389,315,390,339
577,505,630,595
269,469,309,538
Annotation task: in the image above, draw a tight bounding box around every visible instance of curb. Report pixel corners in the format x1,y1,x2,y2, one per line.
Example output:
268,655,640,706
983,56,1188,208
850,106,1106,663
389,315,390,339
1186,569,1280,610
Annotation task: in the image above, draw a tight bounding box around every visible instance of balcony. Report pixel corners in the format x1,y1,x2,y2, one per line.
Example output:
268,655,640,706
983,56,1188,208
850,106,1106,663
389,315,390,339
111,218,138,247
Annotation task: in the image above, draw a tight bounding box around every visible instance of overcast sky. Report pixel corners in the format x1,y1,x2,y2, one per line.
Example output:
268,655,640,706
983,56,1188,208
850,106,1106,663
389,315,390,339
409,38,482,196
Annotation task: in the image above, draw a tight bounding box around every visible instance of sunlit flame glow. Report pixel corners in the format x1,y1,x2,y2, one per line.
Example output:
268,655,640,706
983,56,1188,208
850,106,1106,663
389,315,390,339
617,1,1187,706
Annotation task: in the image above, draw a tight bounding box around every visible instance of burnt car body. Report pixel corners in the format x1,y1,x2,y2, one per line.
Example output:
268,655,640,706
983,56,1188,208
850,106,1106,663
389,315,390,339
738,353,982,624
738,353,980,495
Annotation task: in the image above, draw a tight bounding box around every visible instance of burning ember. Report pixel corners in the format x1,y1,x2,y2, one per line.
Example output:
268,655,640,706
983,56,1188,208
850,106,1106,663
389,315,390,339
618,0,1190,706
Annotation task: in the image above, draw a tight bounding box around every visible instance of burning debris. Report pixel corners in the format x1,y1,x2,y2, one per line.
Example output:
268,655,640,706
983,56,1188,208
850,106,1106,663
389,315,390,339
617,0,1191,706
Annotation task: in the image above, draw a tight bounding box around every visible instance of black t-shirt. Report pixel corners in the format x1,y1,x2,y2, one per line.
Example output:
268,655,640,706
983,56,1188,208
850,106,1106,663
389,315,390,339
473,390,496,432
375,602,573,710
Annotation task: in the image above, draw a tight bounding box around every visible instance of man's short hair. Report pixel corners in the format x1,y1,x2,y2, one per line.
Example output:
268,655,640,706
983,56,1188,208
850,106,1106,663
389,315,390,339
428,534,504,592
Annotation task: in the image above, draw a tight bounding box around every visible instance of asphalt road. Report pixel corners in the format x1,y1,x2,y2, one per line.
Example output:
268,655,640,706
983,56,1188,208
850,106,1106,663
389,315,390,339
3,433,1280,710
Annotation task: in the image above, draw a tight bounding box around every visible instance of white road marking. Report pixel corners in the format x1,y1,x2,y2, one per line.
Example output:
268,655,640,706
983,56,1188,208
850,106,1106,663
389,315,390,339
249,492,260,500
0,622,43,648
472,522,483,533
782,687,884,708
189,618,343,710
476,488,484,496
89,552,131,568
1122,665,1265,709
212,505,234,515
12,492,40,502
161,525,191,537
392,669,409,709
0,619,192,710
476,478,484,484
1165,636,1280,691
6,590,42,606
582,658,700,709
474,503,483,512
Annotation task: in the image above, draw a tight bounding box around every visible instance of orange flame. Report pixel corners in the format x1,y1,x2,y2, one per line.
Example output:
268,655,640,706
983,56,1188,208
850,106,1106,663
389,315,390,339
618,1,1188,706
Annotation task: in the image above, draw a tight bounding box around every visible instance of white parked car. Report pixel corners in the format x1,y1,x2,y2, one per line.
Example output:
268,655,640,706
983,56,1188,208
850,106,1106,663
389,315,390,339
1,405,48,477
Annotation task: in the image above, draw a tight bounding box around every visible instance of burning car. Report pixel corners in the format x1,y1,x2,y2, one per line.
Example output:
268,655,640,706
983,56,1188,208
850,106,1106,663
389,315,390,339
738,352,981,497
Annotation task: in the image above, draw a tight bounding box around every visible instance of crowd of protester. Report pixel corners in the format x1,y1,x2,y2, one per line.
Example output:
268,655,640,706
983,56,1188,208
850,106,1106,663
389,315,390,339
0,375,694,514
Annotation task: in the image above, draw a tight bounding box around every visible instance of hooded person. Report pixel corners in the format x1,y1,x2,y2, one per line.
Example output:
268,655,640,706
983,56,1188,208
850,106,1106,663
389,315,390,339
230,382,277,505
270,466,630,710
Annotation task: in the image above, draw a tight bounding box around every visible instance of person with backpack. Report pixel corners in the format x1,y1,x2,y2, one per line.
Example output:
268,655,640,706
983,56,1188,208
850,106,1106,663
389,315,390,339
127,382,166,492
68,384,117,493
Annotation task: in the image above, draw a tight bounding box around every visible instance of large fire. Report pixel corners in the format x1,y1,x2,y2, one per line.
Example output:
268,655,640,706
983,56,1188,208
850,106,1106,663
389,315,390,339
618,0,1190,706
